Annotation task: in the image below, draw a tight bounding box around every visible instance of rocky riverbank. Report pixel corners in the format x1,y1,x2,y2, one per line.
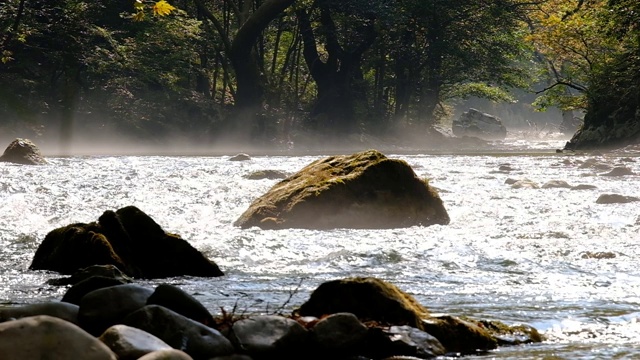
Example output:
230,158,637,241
0,269,542,360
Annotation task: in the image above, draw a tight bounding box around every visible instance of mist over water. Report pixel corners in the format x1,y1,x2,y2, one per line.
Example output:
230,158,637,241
1,134,639,358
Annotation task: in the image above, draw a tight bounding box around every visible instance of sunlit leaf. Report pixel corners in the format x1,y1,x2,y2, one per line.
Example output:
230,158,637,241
132,11,146,22
153,0,176,16
134,0,145,11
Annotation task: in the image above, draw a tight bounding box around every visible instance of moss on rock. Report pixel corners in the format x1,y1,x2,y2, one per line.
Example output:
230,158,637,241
234,149,449,229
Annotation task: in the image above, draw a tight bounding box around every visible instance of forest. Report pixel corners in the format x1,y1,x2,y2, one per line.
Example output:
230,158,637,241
1,0,638,151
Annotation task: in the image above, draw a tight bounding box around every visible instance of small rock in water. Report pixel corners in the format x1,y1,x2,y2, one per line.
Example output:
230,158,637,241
541,180,572,189
595,194,640,204
229,153,251,161
511,179,539,189
600,166,635,176
571,184,597,190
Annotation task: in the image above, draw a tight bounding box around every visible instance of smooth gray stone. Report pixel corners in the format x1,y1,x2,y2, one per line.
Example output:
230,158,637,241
0,315,116,360
313,312,368,351
231,315,309,356
124,305,234,359
0,302,79,324
79,284,154,335
137,349,194,360
99,324,172,360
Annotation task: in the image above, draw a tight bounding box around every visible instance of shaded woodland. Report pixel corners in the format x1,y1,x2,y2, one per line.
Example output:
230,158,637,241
1,0,638,150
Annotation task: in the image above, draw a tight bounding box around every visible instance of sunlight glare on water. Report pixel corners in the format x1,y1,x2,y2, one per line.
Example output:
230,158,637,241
1,140,640,358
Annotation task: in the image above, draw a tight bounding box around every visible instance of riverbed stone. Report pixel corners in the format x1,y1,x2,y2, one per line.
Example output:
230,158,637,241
62,276,132,305
30,206,224,278
384,325,446,358
245,169,288,180
0,302,79,324
123,305,234,359
541,180,572,189
571,184,597,190
312,312,368,352
230,315,309,357
296,277,429,330
147,283,214,326
600,166,635,176
99,324,173,360
49,264,133,286
420,315,497,354
0,138,47,165
137,349,194,360
596,194,640,204
229,153,251,161
452,109,507,140
0,315,117,360
234,149,450,229
79,284,154,335
511,179,539,189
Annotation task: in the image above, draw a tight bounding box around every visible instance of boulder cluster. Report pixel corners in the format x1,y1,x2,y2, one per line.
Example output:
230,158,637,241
0,274,542,360
30,206,224,279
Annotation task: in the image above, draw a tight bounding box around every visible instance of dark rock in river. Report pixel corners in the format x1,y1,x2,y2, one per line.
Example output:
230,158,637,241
78,284,154,336
123,305,234,359
234,150,450,229
452,109,507,140
147,284,214,326
295,277,429,330
0,302,79,325
29,206,224,278
49,264,133,286
596,194,640,204
229,153,251,161
244,169,288,180
296,277,543,356
0,138,47,165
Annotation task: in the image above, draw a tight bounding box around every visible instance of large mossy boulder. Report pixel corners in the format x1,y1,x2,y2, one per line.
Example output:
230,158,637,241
295,277,542,355
30,206,223,278
295,277,429,330
234,150,450,229
0,138,47,165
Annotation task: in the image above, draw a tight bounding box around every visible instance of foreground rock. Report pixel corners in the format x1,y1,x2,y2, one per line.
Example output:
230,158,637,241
0,138,47,165
0,279,542,359
452,109,507,140
234,149,450,229
0,315,117,360
30,206,224,278
99,324,173,359
296,277,429,330
295,277,542,355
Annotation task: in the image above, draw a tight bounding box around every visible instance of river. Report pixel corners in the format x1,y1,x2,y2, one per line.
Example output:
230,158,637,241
1,137,639,359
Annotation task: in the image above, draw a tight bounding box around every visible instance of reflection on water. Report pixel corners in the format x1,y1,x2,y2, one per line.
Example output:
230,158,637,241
1,138,640,358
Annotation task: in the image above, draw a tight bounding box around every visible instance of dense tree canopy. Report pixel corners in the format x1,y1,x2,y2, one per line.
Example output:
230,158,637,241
1,0,638,149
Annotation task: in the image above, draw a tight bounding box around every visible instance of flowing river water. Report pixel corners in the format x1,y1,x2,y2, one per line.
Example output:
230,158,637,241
1,137,639,359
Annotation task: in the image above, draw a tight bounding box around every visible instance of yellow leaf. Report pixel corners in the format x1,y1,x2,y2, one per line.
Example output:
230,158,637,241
132,11,145,21
134,0,145,11
153,0,176,16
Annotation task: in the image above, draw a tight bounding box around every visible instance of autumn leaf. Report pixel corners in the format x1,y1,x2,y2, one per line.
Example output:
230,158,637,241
133,0,145,11
153,0,176,16
132,11,146,22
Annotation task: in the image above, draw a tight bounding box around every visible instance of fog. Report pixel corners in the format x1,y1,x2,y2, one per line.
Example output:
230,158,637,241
0,97,573,157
